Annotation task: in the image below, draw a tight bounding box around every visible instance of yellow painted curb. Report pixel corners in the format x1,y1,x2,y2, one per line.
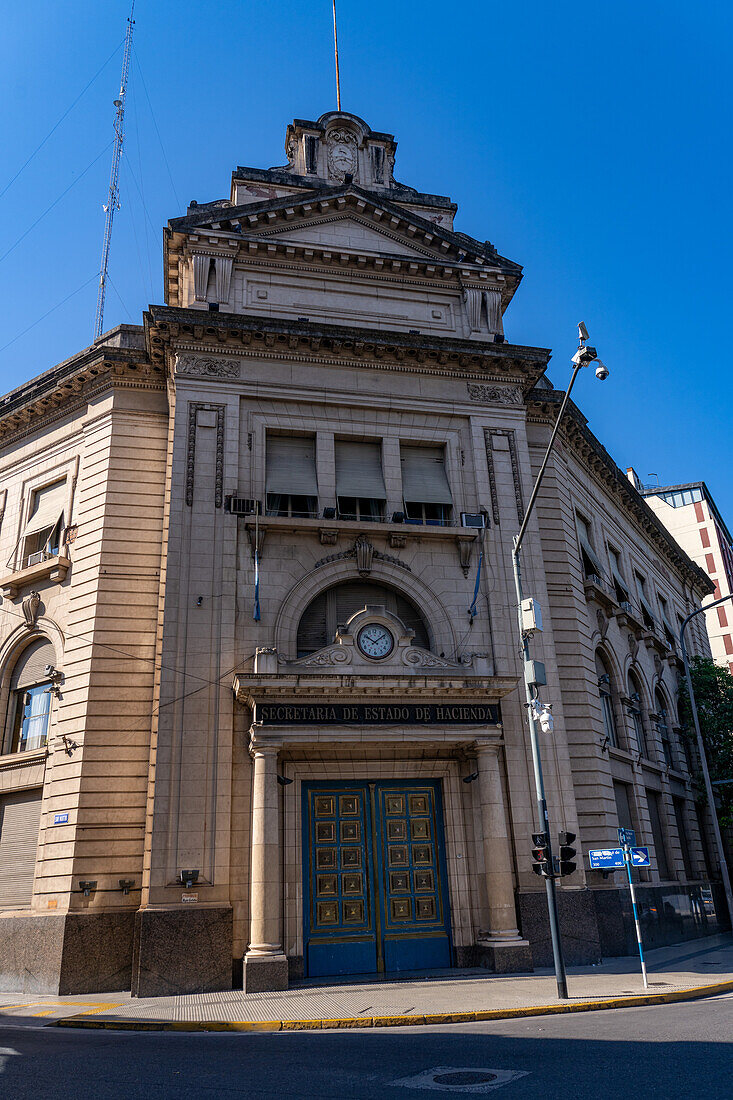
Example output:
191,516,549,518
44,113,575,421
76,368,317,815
53,977,733,1034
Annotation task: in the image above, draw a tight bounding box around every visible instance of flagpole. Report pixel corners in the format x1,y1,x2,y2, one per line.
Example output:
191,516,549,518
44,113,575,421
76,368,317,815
332,0,342,110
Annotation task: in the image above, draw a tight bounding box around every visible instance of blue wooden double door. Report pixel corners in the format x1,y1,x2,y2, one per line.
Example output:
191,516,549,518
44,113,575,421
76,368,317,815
303,781,452,977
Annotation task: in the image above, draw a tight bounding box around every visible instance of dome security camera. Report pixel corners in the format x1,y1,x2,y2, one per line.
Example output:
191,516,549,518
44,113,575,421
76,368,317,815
594,360,609,381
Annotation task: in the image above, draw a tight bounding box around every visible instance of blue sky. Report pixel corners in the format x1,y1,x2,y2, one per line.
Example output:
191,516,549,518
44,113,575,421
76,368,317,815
2,1,731,517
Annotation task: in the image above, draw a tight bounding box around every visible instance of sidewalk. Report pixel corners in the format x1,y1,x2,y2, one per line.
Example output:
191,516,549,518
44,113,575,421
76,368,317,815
1,934,731,1033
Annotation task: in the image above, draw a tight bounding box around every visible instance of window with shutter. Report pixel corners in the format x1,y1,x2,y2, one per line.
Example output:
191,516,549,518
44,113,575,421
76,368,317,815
0,789,42,908
21,479,66,567
265,435,318,517
609,547,630,604
634,572,656,629
296,582,430,656
575,514,604,581
335,441,385,521
401,445,452,526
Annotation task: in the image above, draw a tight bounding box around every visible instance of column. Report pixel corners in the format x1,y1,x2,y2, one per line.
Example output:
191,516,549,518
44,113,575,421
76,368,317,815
243,741,288,992
475,742,521,941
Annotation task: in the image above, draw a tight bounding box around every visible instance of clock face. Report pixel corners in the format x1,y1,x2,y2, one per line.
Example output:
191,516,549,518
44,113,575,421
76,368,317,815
357,623,394,660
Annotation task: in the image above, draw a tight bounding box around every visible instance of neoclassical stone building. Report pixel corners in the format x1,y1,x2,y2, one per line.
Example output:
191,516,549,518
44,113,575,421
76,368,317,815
0,111,725,995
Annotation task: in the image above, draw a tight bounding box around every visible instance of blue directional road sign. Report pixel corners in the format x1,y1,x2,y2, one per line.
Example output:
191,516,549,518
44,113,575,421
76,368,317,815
629,846,650,867
618,827,636,846
589,848,626,870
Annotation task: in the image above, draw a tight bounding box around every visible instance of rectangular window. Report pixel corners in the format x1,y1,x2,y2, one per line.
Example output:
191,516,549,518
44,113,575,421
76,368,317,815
672,797,693,879
634,572,656,629
265,435,318,518
646,790,670,879
608,547,630,604
10,683,52,754
401,445,452,526
21,479,66,568
335,440,386,521
700,528,711,548
658,596,676,648
613,781,634,833
576,515,605,581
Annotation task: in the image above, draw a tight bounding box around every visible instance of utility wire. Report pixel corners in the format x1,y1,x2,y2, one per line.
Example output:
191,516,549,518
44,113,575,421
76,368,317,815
0,596,243,692
107,274,134,321
0,272,99,355
0,142,113,266
132,46,182,209
0,40,123,201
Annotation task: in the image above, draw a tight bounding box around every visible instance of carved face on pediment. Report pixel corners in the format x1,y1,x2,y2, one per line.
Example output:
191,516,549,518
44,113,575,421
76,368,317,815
327,129,358,180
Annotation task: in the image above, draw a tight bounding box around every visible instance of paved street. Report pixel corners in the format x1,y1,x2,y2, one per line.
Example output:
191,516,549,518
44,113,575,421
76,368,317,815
0,993,730,1099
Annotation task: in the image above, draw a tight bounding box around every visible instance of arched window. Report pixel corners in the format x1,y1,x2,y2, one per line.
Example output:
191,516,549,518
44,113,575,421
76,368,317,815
626,670,647,757
297,582,430,657
655,689,674,768
595,650,618,748
4,639,56,755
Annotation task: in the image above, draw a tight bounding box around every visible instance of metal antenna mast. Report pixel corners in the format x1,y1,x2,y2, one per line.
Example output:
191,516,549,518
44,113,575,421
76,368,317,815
94,2,135,341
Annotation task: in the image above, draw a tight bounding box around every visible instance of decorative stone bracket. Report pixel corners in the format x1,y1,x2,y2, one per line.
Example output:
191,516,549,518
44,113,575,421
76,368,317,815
315,535,410,575
456,536,474,577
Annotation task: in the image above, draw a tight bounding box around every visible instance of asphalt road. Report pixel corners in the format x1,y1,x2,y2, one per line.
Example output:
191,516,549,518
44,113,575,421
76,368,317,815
0,994,730,1099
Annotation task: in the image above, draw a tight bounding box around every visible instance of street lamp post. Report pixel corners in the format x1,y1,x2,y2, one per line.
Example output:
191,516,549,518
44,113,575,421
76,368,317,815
512,325,608,1000
680,597,733,928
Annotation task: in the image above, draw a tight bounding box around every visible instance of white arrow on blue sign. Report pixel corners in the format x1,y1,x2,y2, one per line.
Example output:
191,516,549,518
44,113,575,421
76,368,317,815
629,846,650,866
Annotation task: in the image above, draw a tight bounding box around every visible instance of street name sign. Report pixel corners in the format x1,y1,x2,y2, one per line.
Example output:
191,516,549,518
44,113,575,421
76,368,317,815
588,848,626,870
618,827,636,846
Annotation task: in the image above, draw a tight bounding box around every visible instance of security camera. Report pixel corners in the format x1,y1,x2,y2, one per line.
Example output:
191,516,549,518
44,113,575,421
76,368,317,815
577,321,589,343
571,344,598,367
44,664,54,676
594,359,609,381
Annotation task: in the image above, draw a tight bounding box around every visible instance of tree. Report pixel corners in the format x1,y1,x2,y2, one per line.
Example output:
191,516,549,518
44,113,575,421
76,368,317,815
678,657,733,828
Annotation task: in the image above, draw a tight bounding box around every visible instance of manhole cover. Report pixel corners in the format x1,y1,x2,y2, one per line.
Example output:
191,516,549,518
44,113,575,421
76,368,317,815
393,1065,529,1092
434,1073,498,1086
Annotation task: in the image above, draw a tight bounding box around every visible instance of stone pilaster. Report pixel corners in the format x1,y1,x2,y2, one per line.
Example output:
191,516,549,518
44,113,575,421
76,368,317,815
474,740,533,972
243,741,288,992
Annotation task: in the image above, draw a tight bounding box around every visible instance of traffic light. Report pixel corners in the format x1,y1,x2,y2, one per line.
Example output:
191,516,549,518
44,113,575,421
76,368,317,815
557,831,577,877
531,831,553,877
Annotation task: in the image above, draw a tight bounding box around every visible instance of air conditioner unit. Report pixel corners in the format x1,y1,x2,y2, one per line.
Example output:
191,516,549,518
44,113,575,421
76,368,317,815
460,512,486,529
26,550,51,567
224,496,259,516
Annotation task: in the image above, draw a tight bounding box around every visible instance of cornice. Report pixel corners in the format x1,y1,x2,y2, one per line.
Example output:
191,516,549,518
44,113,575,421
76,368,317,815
177,251,506,297
145,307,550,392
0,340,164,447
527,390,715,597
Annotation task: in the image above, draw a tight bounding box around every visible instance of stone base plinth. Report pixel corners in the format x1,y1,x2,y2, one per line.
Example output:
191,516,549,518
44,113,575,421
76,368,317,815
0,911,135,995
243,952,289,993
131,906,233,997
518,888,602,967
475,938,534,974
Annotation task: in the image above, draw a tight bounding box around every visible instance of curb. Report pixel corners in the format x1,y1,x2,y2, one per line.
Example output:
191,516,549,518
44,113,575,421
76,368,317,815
53,977,733,1033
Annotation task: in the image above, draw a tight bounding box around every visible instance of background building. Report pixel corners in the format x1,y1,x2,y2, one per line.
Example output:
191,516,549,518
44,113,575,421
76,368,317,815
0,111,725,996
630,473,733,673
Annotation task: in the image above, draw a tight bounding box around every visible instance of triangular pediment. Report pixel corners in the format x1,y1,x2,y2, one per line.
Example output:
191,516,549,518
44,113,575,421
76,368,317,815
251,212,435,259
169,183,523,284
